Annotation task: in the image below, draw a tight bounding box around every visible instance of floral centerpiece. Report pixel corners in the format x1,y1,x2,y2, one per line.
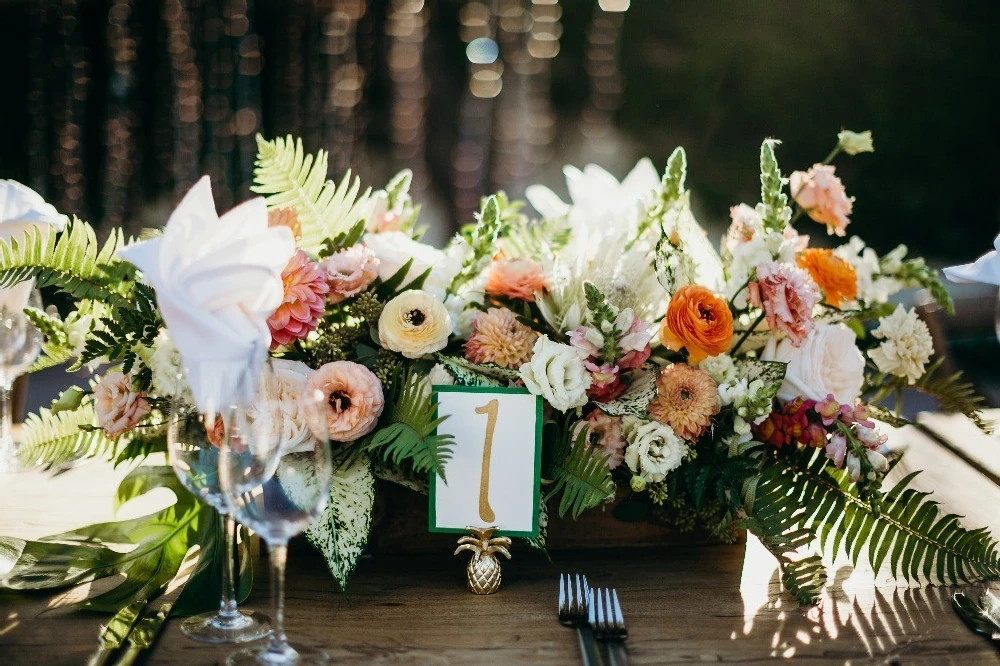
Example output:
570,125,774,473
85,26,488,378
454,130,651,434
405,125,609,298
0,130,996,613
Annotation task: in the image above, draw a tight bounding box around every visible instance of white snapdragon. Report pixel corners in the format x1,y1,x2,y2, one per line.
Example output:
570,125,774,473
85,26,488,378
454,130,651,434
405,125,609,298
519,336,591,411
834,236,902,304
718,378,773,440
868,305,934,384
622,416,688,483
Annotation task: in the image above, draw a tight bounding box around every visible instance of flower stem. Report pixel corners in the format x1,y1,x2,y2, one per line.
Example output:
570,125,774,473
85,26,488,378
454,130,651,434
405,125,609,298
731,312,766,356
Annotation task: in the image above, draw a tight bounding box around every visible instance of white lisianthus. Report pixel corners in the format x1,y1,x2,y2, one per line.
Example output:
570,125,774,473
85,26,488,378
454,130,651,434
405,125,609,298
834,236,902,304
364,231,461,300
621,416,688,483
248,359,313,452
378,290,454,359
761,323,865,404
699,353,737,385
144,330,191,400
868,305,934,384
518,336,591,412
837,130,874,155
420,363,456,400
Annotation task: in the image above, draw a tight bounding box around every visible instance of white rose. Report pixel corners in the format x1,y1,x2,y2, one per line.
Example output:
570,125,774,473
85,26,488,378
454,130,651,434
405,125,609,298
364,231,461,300
867,305,933,384
248,359,313,451
518,336,591,412
622,416,688,483
761,322,864,404
378,289,453,359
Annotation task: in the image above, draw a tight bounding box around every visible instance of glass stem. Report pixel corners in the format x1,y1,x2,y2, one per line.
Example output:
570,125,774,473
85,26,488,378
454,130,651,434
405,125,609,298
219,512,240,619
266,542,290,656
0,380,15,468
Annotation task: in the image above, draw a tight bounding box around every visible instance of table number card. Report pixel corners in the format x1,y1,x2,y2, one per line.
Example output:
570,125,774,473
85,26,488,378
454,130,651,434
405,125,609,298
429,386,543,537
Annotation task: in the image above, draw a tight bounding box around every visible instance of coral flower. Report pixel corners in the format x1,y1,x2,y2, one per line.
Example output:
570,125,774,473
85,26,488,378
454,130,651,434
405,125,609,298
484,257,548,303
463,307,539,368
267,207,302,239
304,361,384,442
93,370,151,438
796,248,858,308
572,410,627,469
790,164,853,237
748,262,821,347
648,363,720,441
660,285,734,364
268,249,330,349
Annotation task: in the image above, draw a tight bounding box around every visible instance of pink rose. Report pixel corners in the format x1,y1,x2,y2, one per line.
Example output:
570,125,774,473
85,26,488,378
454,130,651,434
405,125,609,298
790,164,853,237
304,361,384,442
320,245,380,305
748,261,821,347
94,370,151,438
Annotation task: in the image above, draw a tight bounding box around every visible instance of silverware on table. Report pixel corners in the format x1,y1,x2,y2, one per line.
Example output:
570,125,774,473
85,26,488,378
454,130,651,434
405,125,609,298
591,587,629,666
85,598,148,666
558,572,605,666
953,591,1000,641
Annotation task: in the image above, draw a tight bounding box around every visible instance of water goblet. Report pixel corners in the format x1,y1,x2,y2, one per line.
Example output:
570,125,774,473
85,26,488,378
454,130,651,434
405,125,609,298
0,286,44,472
219,372,333,665
165,362,272,643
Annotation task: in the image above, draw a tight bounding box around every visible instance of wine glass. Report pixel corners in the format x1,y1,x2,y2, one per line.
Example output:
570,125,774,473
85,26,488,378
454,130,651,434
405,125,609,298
165,362,272,643
219,368,333,665
0,286,43,472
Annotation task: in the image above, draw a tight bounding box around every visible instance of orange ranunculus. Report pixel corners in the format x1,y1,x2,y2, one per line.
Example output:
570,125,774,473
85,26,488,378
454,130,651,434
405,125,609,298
660,285,734,364
796,248,858,308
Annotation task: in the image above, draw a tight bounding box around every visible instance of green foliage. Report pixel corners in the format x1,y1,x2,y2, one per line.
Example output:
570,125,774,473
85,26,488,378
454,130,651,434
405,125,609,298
319,219,366,258
373,258,432,300
546,426,615,519
447,195,502,298
583,281,617,328
305,456,376,592
435,354,518,387
363,371,454,479
76,282,161,386
17,402,114,469
252,134,372,254
759,140,790,232
747,447,1000,604
596,364,659,418
501,214,571,259
0,219,134,307
661,147,687,204
911,359,991,433
891,256,955,315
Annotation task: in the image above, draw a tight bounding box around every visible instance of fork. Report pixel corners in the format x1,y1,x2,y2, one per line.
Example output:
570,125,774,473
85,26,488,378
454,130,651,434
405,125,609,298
591,587,629,666
558,573,605,666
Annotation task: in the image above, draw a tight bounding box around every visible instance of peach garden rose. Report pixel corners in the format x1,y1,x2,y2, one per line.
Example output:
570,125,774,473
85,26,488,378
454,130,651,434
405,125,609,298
93,370,151,438
304,361,384,442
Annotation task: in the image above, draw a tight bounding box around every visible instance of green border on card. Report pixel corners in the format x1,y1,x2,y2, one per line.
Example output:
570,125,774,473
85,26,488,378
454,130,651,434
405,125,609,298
428,385,543,538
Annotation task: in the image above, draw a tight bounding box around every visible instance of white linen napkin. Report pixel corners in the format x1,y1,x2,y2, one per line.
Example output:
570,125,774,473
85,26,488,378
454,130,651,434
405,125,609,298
118,176,295,412
0,180,68,311
943,232,1000,287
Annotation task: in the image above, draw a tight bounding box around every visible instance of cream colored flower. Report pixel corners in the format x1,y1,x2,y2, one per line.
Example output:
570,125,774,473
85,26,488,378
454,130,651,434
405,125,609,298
144,330,191,401
622,416,688,483
518,336,591,412
868,305,934,384
378,289,453,359
94,370,151,438
247,359,313,451
305,361,385,442
699,353,737,385
761,322,865,404
364,231,460,300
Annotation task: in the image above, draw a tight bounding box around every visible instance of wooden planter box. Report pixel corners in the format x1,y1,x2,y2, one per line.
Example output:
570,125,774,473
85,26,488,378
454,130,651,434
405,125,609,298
367,481,741,554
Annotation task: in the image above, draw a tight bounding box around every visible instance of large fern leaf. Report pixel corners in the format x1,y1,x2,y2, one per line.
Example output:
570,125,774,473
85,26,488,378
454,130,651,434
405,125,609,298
251,134,372,254
0,219,133,308
546,427,615,519
18,403,115,469
749,447,1000,603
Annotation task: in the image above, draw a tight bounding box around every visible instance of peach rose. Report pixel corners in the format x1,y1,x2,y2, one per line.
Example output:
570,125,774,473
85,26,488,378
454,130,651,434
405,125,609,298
93,370,151,438
660,285,734,365
484,258,548,303
790,164,853,237
304,361,384,442
320,245,380,305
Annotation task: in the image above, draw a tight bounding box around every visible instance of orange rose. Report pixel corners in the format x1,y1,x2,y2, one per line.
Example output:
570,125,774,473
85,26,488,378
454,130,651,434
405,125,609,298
484,257,548,303
660,285,734,364
796,248,858,308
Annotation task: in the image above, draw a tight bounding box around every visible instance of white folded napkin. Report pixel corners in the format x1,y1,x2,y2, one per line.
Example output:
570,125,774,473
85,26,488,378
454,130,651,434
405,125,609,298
943,232,1000,286
119,176,296,413
0,180,68,311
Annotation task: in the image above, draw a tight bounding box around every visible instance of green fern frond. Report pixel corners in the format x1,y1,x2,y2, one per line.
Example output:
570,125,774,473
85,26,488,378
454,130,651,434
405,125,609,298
0,219,134,307
911,359,991,433
18,403,114,469
252,134,372,254
502,215,571,259
363,371,454,479
748,447,1000,603
546,427,615,519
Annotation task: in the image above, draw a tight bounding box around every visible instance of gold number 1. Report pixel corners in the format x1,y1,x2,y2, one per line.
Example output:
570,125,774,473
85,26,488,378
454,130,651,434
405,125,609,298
475,399,499,522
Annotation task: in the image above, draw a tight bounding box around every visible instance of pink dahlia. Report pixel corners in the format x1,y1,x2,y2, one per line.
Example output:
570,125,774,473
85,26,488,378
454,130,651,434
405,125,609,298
747,261,821,347
268,249,330,349
463,307,538,368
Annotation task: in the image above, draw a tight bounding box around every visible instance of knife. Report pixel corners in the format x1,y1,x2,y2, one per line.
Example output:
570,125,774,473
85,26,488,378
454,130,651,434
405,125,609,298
113,545,202,666
85,598,148,666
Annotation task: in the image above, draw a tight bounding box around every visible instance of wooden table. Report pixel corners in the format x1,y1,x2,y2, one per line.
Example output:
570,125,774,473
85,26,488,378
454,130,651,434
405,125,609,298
2,412,1000,665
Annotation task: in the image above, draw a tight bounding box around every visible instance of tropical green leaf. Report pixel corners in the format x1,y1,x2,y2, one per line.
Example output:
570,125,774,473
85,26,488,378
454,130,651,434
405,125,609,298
434,355,506,387
252,134,372,255
304,456,377,592
546,427,615,519
501,215,570,259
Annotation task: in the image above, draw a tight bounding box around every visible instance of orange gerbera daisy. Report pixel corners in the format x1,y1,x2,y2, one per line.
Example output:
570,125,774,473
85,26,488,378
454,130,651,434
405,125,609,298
796,248,858,308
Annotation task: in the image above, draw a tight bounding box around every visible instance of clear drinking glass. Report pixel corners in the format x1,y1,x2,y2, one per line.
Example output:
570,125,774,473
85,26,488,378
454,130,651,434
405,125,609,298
0,286,43,472
166,363,272,644
219,370,333,666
